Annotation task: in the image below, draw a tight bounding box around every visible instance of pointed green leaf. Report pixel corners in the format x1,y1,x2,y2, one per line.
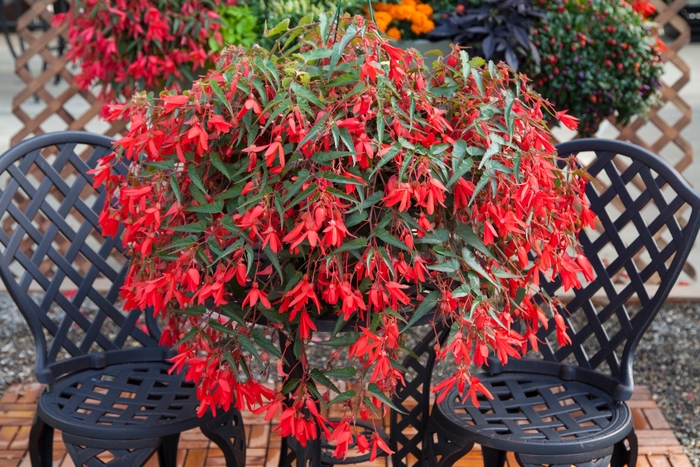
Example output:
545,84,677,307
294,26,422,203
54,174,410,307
402,290,440,332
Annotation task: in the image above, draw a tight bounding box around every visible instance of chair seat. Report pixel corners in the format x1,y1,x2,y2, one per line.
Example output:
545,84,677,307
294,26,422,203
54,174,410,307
37,361,215,440
433,372,633,456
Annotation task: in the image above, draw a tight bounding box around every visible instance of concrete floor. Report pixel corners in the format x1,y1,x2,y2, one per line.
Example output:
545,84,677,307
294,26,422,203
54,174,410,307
1,34,700,292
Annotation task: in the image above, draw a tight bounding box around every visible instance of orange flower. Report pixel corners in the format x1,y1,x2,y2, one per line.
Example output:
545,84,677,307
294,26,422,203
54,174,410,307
374,11,392,32
387,27,402,40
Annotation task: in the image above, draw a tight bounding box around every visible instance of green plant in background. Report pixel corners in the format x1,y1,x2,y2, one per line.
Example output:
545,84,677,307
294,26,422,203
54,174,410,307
250,0,366,34
210,4,260,52
522,0,664,136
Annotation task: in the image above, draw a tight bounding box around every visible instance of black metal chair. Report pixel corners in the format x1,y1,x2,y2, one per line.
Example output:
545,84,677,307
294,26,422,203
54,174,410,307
424,139,700,467
0,131,246,467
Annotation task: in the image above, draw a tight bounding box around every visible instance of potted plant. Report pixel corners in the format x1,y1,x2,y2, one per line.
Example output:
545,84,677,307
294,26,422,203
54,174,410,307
55,0,244,114
92,14,594,460
521,0,664,136
370,0,436,40
427,0,546,71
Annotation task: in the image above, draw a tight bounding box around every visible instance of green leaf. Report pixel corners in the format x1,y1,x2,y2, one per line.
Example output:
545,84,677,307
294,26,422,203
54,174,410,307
288,184,318,209
452,140,467,159
170,173,182,205
174,327,198,347
263,247,284,282
317,332,359,346
209,151,230,179
328,389,356,407
282,169,310,203
430,143,452,156
252,328,282,358
504,91,515,137
291,82,324,108
310,369,338,392
374,228,412,252
433,246,461,259
208,319,236,335
298,112,330,149
402,290,440,332
164,235,198,250
460,50,471,81
173,305,207,316
323,367,356,378
462,248,497,286
413,228,450,244
369,144,400,178
469,170,492,206
167,221,207,232
345,210,367,228
209,81,233,115
451,284,472,298
324,72,359,88
220,304,246,326
187,165,207,193
479,142,501,170
265,18,289,37
471,68,484,95
320,171,365,185
513,287,527,307
447,158,474,188
311,151,355,164
492,267,522,279
367,383,407,414
455,224,496,260
186,200,224,214
333,236,367,254
295,48,334,63
427,259,461,273
237,334,263,365
338,126,355,153
325,186,358,204
328,24,358,76
281,379,300,395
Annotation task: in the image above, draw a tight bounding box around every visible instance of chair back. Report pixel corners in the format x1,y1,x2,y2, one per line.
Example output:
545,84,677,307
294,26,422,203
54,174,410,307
509,139,700,400
0,132,164,384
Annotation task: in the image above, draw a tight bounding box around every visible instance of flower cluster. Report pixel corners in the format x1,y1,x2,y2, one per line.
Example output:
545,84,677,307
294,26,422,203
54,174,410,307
372,0,435,40
93,15,592,460
55,0,235,114
522,0,664,135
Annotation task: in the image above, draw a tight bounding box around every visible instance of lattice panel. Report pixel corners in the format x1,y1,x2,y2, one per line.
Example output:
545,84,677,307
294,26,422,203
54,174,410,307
0,137,158,378
537,143,700,380
10,0,127,146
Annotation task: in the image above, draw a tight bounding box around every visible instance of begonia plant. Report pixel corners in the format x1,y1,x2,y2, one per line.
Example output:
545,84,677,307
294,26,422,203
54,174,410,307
92,14,594,460
55,0,237,113
522,0,664,136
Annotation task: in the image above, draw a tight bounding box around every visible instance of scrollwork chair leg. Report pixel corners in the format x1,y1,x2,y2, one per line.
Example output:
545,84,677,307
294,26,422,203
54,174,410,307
201,410,247,467
423,418,475,467
29,416,54,467
62,433,159,467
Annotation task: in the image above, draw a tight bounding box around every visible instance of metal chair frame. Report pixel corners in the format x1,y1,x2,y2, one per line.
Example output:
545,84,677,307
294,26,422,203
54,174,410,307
424,139,700,467
0,131,246,467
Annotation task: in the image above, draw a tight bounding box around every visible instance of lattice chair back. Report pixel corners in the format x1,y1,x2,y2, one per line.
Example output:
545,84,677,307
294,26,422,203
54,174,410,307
499,139,700,401
0,132,165,385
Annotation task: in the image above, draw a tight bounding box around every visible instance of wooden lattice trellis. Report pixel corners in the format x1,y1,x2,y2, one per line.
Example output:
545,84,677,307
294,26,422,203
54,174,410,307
614,0,693,170
10,0,127,144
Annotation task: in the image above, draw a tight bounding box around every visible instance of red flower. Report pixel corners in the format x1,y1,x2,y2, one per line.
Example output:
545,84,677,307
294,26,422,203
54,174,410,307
555,110,580,131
